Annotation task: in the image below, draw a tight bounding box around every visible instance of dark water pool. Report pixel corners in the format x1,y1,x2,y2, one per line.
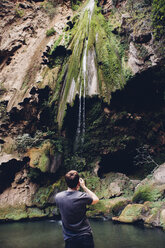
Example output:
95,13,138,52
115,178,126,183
0,220,165,248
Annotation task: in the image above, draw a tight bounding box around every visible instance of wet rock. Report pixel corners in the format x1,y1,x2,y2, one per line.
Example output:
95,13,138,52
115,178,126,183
160,209,165,229
27,141,62,173
153,163,165,184
112,203,144,223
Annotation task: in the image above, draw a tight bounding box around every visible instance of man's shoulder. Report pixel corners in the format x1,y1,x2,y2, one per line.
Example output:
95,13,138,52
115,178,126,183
55,191,67,202
55,191,67,198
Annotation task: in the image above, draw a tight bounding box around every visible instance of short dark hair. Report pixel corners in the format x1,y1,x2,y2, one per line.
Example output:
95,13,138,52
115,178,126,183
65,170,79,189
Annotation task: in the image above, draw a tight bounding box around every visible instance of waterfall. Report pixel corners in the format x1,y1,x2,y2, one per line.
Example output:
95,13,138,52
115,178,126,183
72,0,98,152
82,40,88,140
77,77,82,139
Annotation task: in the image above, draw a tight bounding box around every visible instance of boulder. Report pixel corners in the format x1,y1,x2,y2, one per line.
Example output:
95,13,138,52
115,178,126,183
112,203,145,223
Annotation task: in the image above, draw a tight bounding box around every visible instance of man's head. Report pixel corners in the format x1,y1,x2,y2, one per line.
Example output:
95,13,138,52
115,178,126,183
65,170,80,189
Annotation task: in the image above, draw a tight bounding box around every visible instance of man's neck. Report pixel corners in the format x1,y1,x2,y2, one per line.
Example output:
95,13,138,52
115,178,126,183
67,187,77,191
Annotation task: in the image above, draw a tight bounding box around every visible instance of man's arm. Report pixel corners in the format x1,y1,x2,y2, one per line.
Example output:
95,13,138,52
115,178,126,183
79,178,99,205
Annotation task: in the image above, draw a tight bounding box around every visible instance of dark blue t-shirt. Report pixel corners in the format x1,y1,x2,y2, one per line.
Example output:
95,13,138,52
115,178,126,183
55,190,93,240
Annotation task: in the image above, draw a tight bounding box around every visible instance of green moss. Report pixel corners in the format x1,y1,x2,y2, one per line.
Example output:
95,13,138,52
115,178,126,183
0,82,7,96
87,7,126,102
15,8,24,18
56,10,89,127
46,27,56,37
49,35,63,56
71,0,81,11
0,206,28,221
53,177,66,193
28,141,56,173
32,184,56,207
115,204,144,223
47,2,133,128
39,153,50,172
64,155,86,172
27,208,47,219
111,199,130,216
80,171,101,196
132,185,162,203
87,199,111,218
152,0,165,39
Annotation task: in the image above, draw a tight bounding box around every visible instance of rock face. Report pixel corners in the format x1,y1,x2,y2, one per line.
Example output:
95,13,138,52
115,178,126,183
0,0,49,110
99,0,164,74
0,0,72,112
112,163,165,229
0,170,37,208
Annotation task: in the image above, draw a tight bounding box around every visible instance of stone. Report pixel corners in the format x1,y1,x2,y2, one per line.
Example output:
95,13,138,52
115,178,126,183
112,204,144,223
153,163,165,184
159,209,165,230
109,182,122,197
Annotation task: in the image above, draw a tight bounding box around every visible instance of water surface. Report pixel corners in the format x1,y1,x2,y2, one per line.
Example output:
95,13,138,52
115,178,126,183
0,220,165,248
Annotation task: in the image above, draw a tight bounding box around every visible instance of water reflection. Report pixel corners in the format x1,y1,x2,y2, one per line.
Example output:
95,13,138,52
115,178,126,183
0,220,165,248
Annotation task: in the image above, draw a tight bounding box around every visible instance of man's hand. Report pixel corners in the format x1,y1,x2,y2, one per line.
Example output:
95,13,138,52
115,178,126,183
79,178,85,188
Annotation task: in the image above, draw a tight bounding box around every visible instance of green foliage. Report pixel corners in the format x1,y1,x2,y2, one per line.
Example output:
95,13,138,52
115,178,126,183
15,131,44,153
87,200,109,218
64,154,86,172
152,0,165,39
15,6,24,18
111,200,129,216
27,168,42,182
133,185,162,203
32,185,54,207
88,6,126,102
71,0,81,11
41,0,57,19
46,27,56,37
0,82,7,96
49,35,63,56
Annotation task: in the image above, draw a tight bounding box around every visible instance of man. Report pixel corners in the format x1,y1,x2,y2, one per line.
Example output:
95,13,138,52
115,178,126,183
55,170,99,248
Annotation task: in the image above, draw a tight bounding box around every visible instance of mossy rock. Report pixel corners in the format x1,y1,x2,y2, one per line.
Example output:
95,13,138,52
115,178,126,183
87,197,130,218
87,199,112,218
32,177,66,208
113,204,144,223
0,205,28,221
27,207,47,219
111,198,131,216
27,141,55,173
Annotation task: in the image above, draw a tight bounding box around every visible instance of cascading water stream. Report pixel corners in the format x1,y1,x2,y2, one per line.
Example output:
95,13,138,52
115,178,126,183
73,0,96,151
82,40,88,141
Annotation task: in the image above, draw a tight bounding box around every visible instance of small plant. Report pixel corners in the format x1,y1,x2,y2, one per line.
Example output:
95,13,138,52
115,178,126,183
134,144,159,172
41,0,57,19
15,8,24,18
132,185,162,203
16,131,44,153
64,154,86,172
0,82,7,96
46,27,56,37
71,0,81,11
